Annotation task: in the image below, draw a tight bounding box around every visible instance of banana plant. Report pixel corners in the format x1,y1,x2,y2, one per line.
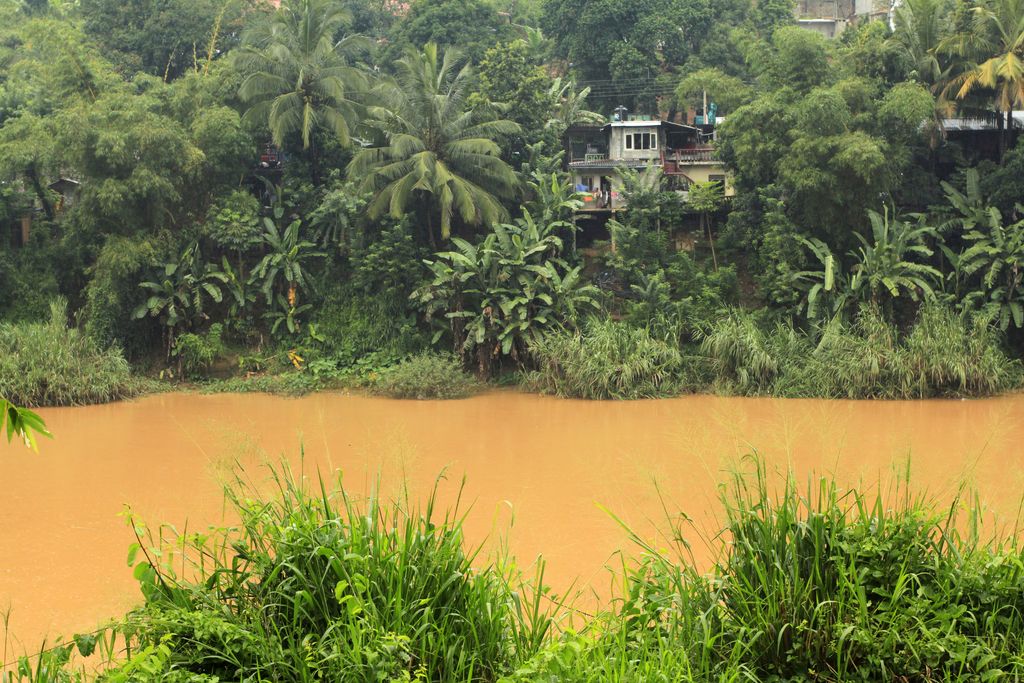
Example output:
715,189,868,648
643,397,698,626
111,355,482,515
133,242,228,356
849,208,941,314
250,212,325,304
249,208,325,337
414,211,601,377
524,169,583,254
794,236,852,324
958,212,1024,330
265,294,313,337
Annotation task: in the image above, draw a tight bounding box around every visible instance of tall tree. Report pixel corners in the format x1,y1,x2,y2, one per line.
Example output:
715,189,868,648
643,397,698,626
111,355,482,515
349,43,521,244
942,0,1024,159
234,0,367,181
79,0,248,80
385,0,515,64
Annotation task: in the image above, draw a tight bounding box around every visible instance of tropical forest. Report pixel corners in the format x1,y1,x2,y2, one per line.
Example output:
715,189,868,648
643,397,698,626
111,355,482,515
3,0,1024,680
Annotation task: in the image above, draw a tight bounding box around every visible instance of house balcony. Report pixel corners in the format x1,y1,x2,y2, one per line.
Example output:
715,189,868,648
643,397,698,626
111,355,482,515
664,146,719,165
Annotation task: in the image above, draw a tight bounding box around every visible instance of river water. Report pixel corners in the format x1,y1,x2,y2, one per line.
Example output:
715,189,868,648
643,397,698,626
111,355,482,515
1,390,1022,649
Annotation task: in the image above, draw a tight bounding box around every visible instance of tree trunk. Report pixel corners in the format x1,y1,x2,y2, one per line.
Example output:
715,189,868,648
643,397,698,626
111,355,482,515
426,208,438,251
309,139,321,185
25,166,54,221
997,108,1008,163
704,213,718,271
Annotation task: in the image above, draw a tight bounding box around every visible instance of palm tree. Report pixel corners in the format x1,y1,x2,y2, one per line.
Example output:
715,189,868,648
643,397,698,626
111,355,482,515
891,0,958,149
235,0,367,180
941,0,1024,159
545,77,604,132
893,0,953,86
349,43,521,244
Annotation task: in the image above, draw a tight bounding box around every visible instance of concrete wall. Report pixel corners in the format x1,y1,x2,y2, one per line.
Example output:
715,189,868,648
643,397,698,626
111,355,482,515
609,125,663,162
672,165,735,197
796,0,855,19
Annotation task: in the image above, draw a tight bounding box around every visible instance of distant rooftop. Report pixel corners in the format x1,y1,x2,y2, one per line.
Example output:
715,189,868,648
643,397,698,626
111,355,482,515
943,112,1024,131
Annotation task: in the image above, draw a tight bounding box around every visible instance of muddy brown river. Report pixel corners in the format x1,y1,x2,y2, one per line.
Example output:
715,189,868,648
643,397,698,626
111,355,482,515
1,391,1023,650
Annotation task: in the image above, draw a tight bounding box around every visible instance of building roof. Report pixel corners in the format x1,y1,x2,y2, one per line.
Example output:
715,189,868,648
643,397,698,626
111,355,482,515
602,120,700,133
942,112,1024,131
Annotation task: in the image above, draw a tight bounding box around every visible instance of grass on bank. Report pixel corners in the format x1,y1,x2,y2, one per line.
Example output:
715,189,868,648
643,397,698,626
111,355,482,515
0,299,147,407
704,305,1022,399
20,455,1024,682
527,319,693,400
196,352,479,400
369,353,480,399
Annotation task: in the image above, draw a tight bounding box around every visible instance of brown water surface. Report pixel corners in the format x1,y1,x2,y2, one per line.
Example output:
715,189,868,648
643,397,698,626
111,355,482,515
1,390,1023,650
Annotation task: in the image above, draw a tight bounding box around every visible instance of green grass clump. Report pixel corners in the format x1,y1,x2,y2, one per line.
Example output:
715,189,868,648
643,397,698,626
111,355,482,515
0,299,145,407
703,305,1021,399
369,353,480,400
105,463,550,682
505,458,1024,681
527,319,686,399
200,371,326,397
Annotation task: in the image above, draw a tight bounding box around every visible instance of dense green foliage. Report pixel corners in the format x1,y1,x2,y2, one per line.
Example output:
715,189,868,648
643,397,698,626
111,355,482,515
507,460,1024,681
28,458,1024,681
528,320,688,399
0,300,144,407
703,305,1020,399
112,463,549,682
369,352,480,399
1,0,1023,404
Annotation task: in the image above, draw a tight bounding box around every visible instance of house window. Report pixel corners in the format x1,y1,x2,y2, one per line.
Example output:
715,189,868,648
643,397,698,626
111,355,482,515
625,132,656,151
709,174,726,186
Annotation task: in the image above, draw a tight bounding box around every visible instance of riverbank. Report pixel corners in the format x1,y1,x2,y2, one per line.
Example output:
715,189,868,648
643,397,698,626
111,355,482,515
7,306,1021,412
3,391,1024,660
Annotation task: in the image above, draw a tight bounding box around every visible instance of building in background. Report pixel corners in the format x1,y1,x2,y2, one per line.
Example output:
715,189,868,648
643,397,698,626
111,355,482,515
565,115,732,215
794,0,892,37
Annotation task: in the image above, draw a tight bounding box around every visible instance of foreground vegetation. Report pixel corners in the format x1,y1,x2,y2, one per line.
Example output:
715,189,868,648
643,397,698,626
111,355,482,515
14,457,1024,681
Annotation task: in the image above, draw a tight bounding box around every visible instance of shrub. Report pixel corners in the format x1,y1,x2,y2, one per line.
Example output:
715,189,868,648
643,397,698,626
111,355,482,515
527,319,686,399
0,299,143,407
700,311,785,393
504,459,1024,681
201,190,262,253
313,287,428,369
83,235,166,359
171,324,225,379
370,352,480,399
901,305,1020,397
704,305,1020,399
201,370,323,397
107,463,549,682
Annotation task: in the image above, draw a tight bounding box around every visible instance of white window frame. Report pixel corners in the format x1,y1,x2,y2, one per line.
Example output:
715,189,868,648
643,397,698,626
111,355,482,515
624,131,658,152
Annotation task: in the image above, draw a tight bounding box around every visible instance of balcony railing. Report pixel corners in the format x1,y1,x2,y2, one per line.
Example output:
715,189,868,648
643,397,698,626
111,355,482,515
665,147,718,163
